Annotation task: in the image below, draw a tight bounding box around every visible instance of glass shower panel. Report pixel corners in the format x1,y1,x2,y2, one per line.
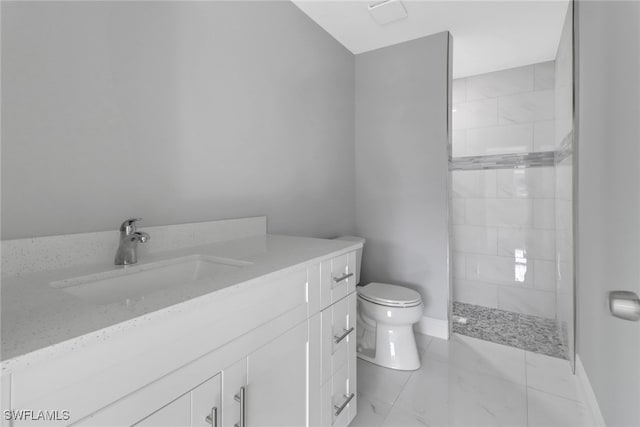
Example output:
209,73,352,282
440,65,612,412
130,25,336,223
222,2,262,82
553,1,575,369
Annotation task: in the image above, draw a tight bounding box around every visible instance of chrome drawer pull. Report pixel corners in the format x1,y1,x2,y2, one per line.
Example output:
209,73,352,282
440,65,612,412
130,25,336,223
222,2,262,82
334,327,354,344
333,272,353,283
334,393,355,416
205,407,217,426
233,386,246,427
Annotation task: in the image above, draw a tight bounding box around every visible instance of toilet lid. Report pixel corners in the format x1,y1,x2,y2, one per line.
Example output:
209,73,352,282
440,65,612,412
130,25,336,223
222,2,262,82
358,282,422,307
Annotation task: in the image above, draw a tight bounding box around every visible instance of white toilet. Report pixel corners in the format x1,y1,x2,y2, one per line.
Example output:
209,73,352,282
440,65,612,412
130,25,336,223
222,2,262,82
336,236,424,371
357,283,423,370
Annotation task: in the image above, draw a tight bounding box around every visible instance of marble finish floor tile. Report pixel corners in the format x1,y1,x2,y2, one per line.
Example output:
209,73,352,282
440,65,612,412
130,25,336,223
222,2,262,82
357,358,414,405
350,393,393,427
452,302,567,359
527,388,595,427
352,332,591,427
525,351,581,402
381,405,433,427
414,332,433,354
393,356,527,426
424,334,526,385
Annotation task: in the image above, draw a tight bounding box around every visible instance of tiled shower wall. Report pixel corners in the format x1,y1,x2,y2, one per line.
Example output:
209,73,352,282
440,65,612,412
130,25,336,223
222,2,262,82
451,62,557,319
452,61,556,157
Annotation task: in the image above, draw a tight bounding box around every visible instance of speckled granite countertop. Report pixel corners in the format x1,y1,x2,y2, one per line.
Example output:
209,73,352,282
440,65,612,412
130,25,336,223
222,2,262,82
1,234,360,372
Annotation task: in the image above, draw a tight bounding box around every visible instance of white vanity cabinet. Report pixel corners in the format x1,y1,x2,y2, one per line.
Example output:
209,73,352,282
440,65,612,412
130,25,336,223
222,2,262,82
3,248,360,427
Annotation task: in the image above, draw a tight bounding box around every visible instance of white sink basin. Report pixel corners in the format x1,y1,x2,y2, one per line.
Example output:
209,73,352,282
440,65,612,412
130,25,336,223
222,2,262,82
50,255,252,305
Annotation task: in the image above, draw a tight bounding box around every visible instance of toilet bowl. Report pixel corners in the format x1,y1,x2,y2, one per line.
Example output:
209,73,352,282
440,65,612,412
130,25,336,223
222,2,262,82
356,282,423,371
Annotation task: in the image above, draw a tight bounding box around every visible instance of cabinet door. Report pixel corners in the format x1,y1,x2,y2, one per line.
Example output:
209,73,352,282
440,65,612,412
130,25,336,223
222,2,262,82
192,374,222,427
134,393,191,427
134,373,222,427
247,321,308,427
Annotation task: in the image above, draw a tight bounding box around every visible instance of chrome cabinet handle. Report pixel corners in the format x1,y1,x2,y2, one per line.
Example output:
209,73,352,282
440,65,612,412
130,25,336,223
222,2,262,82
609,291,640,321
205,407,217,427
334,327,354,344
333,272,353,283
334,393,355,416
233,386,246,427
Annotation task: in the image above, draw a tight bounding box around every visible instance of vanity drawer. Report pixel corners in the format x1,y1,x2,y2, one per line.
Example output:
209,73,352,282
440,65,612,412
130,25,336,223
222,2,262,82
320,362,356,427
320,294,356,385
320,252,356,310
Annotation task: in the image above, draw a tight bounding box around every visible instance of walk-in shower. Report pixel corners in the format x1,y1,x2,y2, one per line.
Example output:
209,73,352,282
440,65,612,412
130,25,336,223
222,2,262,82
449,2,575,364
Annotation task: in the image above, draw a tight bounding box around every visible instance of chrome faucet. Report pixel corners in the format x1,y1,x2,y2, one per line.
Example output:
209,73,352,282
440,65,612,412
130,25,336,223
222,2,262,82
114,218,150,265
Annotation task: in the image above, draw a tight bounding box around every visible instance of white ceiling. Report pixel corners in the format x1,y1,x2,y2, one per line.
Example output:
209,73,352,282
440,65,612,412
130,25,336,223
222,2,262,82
292,0,570,78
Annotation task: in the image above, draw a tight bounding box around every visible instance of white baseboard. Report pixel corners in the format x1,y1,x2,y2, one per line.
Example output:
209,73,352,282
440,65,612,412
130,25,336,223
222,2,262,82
576,354,606,426
415,316,449,340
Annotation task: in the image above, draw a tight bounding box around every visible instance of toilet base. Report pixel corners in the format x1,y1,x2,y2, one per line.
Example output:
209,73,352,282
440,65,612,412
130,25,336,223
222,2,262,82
356,323,421,371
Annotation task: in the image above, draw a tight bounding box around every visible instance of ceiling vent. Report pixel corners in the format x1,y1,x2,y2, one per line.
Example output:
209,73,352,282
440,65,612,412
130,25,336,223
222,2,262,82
368,0,408,25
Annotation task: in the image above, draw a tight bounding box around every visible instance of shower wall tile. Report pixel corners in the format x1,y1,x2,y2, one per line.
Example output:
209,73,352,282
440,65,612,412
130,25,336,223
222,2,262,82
452,130,467,157
556,116,573,149
498,90,555,125
465,198,532,227
498,287,556,318
534,61,555,90
533,199,556,229
555,22,573,150
533,260,556,290
453,98,498,130
452,61,555,157
556,199,572,232
557,260,573,293
451,199,466,225
466,254,534,287
452,170,497,198
454,279,499,308
556,159,573,200
465,65,533,101
533,121,556,152
452,79,466,104
497,228,556,260
452,225,498,255
465,124,533,155
556,229,573,260
496,167,555,198
453,252,466,279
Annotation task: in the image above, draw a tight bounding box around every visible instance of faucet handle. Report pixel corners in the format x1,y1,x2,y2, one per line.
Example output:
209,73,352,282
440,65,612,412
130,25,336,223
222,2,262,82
120,218,143,234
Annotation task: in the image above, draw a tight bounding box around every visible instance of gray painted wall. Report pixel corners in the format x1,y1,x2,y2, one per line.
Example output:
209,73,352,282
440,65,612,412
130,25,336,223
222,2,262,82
354,33,451,321
576,1,640,426
1,1,355,239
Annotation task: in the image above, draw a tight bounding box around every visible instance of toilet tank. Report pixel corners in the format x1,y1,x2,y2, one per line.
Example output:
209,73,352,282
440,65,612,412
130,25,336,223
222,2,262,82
334,236,365,285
